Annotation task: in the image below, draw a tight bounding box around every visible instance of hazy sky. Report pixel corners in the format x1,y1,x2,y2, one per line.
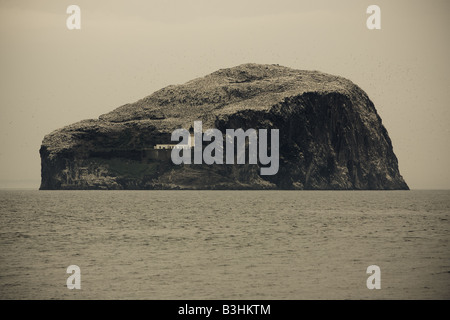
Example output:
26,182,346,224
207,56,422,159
0,0,449,189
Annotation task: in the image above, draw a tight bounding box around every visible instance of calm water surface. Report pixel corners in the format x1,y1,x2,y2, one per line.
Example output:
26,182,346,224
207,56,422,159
0,190,449,299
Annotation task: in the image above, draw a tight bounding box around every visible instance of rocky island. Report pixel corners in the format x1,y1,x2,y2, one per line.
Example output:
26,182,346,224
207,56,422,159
39,63,408,190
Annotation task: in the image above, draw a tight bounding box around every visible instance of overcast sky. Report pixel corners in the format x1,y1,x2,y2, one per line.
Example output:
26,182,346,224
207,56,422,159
0,0,449,189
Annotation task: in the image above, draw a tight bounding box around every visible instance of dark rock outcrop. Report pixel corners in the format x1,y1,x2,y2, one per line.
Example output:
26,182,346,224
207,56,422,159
39,63,408,190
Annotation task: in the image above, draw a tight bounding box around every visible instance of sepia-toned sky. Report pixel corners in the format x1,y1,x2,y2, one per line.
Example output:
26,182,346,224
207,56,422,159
0,0,449,189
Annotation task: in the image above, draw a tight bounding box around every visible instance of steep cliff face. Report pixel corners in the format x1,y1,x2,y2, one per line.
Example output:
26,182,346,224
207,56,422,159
39,63,408,190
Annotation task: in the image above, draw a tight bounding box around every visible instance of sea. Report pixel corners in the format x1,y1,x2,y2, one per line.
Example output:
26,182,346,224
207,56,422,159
0,190,449,300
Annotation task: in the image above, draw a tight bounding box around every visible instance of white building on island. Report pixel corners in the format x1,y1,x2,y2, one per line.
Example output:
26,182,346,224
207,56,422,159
154,128,195,150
